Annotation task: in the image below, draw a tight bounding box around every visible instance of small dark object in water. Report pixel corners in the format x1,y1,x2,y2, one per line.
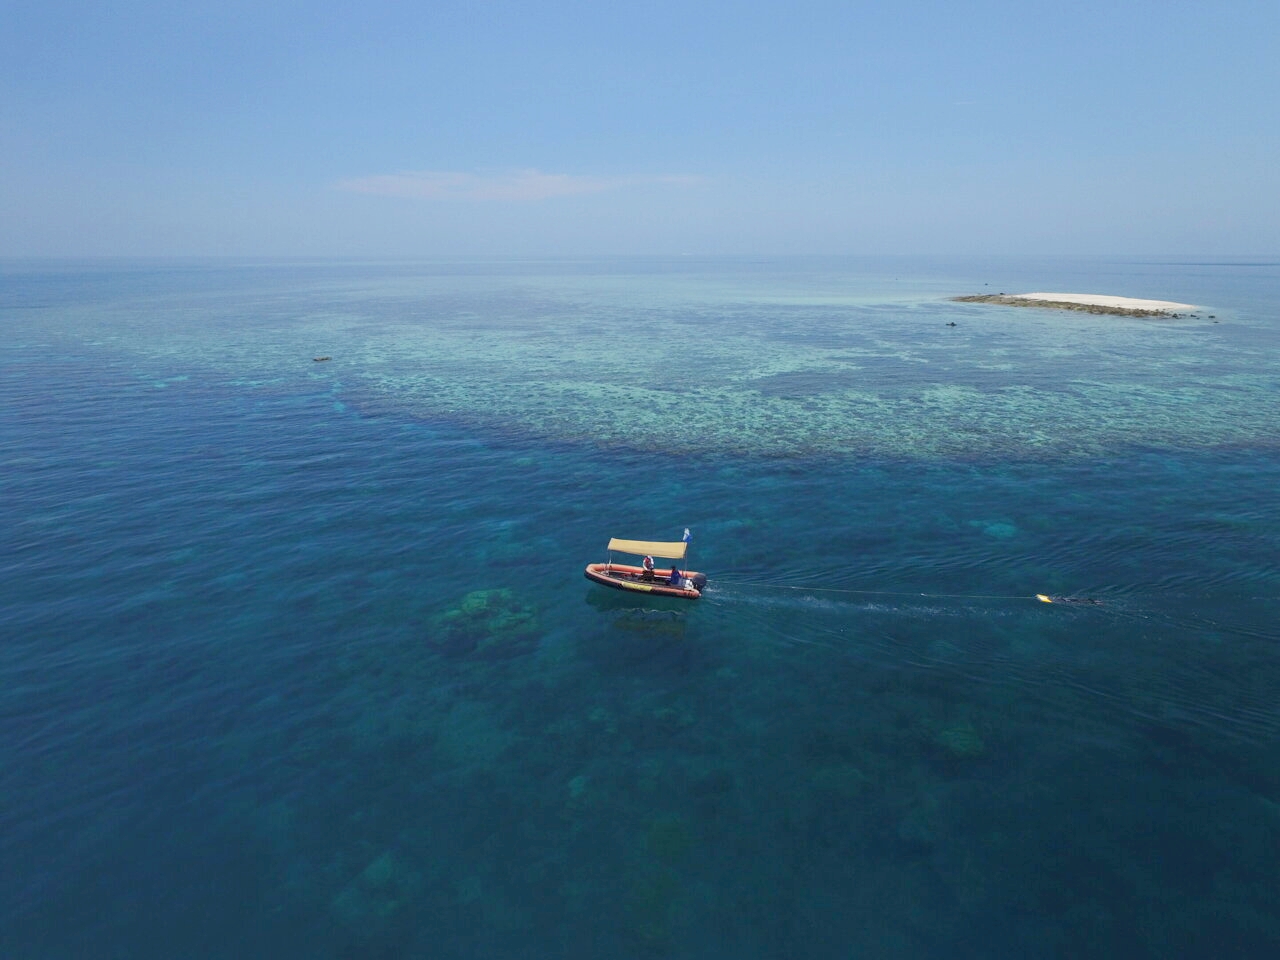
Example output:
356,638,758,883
946,321,957,327
313,356,331,362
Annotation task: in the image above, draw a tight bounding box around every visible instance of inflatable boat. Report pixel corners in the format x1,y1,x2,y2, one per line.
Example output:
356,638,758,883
584,536,707,600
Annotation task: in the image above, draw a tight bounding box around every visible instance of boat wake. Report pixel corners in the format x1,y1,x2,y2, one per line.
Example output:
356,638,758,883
705,579,1279,747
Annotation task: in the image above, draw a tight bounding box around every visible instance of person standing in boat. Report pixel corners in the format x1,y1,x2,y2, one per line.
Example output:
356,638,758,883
641,555,655,580
668,561,683,586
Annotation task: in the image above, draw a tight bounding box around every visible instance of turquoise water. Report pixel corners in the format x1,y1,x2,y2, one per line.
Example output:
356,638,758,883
2,257,1278,957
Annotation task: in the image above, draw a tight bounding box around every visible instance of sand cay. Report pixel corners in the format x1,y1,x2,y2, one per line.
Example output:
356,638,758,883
952,292,1199,317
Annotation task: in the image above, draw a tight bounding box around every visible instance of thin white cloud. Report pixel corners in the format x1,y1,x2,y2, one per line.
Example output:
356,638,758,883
334,169,700,201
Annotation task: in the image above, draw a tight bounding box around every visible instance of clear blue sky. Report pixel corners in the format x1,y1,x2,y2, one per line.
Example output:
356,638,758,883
2,0,1276,256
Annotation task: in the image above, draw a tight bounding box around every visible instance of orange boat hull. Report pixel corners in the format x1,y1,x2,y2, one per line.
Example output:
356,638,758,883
584,562,704,600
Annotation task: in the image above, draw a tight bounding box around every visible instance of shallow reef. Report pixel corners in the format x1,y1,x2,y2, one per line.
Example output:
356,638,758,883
66,264,1276,461
430,587,540,658
933,720,988,760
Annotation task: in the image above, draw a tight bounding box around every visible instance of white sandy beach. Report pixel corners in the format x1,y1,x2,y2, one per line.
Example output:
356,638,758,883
1014,292,1197,311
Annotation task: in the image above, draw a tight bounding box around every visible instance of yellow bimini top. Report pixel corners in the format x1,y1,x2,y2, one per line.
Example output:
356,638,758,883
607,538,687,560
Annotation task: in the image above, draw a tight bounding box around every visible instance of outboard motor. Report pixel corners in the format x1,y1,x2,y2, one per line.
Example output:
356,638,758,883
690,572,708,591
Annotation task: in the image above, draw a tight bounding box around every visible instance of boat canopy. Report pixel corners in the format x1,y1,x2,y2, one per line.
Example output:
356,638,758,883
607,537,687,560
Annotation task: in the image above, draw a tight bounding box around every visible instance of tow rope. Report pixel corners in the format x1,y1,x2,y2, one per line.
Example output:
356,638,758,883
717,580,1101,605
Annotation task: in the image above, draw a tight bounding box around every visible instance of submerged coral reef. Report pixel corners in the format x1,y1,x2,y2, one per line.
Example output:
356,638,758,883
431,588,539,658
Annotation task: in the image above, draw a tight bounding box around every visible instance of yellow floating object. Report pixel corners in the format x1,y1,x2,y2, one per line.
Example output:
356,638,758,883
1036,594,1053,603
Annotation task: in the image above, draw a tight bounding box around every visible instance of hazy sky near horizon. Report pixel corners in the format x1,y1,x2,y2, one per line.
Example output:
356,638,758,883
3,0,1277,257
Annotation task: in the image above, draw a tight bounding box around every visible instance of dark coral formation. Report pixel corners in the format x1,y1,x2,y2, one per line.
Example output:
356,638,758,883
430,588,539,658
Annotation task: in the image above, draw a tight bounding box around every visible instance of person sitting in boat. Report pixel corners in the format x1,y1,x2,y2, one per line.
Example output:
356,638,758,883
668,562,683,586
641,555,655,581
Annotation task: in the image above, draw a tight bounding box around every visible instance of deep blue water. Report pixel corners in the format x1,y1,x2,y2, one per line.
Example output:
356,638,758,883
2,257,1279,958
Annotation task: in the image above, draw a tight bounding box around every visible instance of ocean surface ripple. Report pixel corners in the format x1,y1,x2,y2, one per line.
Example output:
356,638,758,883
2,256,1278,959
